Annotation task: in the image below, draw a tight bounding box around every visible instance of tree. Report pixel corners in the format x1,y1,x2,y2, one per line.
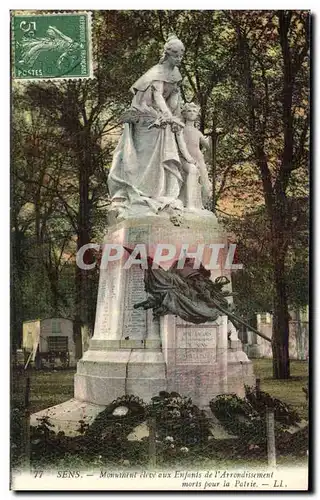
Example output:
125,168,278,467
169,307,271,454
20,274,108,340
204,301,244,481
11,11,161,355
223,10,309,377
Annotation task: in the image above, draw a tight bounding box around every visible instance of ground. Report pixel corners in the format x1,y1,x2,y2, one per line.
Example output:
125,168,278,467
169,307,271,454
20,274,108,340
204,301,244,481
11,358,308,470
252,359,309,420
28,368,75,413
25,359,308,416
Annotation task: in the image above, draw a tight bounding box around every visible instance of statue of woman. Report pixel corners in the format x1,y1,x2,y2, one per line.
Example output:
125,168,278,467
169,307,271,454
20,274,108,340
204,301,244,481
108,35,195,217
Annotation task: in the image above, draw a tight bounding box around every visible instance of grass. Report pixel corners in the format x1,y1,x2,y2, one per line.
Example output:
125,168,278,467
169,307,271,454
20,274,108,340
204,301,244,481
252,359,309,419
12,368,75,414
11,359,309,470
29,368,75,413
16,359,309,417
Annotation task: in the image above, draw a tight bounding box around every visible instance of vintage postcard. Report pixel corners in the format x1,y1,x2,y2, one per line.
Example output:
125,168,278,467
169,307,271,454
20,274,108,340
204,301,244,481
10,9,310,491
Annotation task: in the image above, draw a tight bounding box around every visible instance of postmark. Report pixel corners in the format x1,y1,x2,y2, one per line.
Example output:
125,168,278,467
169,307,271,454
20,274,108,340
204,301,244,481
12,12,93,80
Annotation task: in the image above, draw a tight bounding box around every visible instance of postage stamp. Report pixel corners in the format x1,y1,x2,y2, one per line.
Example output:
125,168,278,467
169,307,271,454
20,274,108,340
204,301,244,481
12,12,93,80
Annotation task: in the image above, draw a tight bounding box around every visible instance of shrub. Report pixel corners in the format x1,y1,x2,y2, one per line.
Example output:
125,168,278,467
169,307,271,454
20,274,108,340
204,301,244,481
210,393,266,445
149,391,211,447
210,389,302,449
26,389,304,467
244,386,301,426
86,394,146,440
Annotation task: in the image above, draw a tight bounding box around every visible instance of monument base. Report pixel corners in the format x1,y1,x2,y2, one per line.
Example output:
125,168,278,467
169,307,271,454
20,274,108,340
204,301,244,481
72,213,255,409
227,344,255,397
72,316,255,409
30,398,106,437
74,348,167,405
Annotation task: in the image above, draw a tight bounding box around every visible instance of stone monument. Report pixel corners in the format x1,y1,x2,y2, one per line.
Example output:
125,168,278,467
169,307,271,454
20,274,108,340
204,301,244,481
31,34,254,432
74,34,254,409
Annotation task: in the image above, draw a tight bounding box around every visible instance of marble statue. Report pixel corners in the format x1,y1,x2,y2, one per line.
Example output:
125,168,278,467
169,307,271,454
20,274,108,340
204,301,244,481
179,102,212,209
107,34,206,218
31,33,257,428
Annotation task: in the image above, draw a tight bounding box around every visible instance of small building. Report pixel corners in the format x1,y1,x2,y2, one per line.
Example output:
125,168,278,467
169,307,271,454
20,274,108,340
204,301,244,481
22,318,90,368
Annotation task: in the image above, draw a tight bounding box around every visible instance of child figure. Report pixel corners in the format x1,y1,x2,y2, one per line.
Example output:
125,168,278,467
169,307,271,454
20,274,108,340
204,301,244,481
175,102,211,211
182,102,211,205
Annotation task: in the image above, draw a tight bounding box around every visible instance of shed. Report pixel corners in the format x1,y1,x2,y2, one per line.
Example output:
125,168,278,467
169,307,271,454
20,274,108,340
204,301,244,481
22,318,77,368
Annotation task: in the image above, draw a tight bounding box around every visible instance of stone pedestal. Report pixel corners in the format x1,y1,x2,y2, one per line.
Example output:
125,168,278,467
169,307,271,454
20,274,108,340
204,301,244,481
75,348,166,404
162,315,228,409
74,213,254,408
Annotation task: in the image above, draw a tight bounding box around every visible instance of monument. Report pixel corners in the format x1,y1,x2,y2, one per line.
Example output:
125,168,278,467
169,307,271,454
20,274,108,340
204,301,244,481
74,34,254,407
31,34,254,431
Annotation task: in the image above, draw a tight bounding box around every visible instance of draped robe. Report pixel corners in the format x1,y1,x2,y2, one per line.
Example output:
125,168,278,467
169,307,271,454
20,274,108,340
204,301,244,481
108,64,185,210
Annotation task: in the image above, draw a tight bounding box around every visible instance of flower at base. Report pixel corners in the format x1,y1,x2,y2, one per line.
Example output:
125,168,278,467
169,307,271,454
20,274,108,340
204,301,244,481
171,410,181,418
180,447,189,453
165,436,174,442
112,405,129,417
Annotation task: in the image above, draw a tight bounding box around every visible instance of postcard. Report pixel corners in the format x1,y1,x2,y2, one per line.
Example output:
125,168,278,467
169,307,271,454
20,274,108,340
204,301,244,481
10,9,310,491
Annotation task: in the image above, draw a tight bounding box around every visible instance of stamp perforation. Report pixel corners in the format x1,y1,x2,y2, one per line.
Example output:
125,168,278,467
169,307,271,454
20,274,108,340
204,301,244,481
11,10,94,82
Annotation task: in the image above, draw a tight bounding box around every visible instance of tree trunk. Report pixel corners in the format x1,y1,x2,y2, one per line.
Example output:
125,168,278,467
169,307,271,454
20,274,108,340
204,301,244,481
49,274,59,316
271,250,290,378
211,115,217,213
74,143,92,359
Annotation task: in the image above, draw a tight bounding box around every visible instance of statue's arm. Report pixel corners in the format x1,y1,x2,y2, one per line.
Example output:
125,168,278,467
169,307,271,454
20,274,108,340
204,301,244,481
167,88,181,116
200,133,211,151
176,132,195,164
151,80,172,117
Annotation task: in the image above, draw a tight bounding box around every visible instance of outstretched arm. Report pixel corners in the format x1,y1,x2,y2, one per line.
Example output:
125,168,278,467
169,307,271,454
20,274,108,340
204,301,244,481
200,134,211,151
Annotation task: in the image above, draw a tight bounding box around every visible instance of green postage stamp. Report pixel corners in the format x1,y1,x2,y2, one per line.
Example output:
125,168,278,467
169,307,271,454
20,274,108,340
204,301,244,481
12,12,92,80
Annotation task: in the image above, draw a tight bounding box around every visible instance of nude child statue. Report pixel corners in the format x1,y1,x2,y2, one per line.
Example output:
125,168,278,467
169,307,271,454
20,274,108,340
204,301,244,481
177,102,212,210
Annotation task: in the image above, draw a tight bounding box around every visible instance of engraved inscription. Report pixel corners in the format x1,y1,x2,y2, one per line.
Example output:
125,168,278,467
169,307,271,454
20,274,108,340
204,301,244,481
175,323,217,365
95,264,119,335
122,265,147,340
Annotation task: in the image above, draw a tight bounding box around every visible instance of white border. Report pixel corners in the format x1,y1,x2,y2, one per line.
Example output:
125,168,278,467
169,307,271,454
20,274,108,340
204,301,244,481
1,3,317,499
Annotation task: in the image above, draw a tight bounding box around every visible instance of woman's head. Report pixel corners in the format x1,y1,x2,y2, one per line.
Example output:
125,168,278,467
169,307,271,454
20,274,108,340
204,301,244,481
160,34,185,66
181,102,200,121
